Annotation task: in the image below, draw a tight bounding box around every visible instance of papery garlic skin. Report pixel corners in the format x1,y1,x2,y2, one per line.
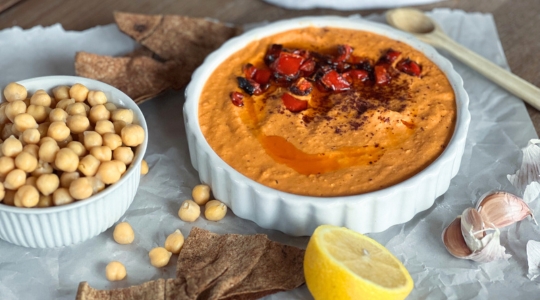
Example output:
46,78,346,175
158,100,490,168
461,207,487,251
466,229,510,263
527,240,540,280
507,139,540,203
476,191,536,228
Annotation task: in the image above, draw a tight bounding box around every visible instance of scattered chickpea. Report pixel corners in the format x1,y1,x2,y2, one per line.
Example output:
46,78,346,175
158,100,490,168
89,104,110,123
52,188,74,206
26,105,49,123
60,171,80,188
192,184,211,206
5,100,27,122
178,200,200,222
52,85,70,100
96,161,122,184
95,120,114,135
102,133,122,150
66,141,87,157
31,161,53,177
87,90,107,107
15,151,38,173
30,90,52,107
37,194,52,207
0,156,15,176
164,229,184,255
0,182,4,202
2,135,23,157
78,154,101,177
204,200,228,221
38,140,59,163
55,98,75,110
14,185,39,207
69,83,89,102
105,261,127,281
113,147,133,165
121,124,145,147
148,247,172,268
90,146,112,162
55,148,79,172
36,173,60,196
141,159,149,175
66,115,90,134
13,113,38,133
69,177,93,200
113,222,135,244
21,128,40,145
83,131,102,150
3,82,27,102
47,121,70,142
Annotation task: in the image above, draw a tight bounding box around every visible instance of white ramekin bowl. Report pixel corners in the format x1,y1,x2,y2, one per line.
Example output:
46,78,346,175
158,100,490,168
184,16,470,236
0,76,148,248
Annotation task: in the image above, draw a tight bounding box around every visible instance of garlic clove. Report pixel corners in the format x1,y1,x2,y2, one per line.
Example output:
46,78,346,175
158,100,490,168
466,229,511,263
476,191,536,228
461,207,486,251
442,217,472,258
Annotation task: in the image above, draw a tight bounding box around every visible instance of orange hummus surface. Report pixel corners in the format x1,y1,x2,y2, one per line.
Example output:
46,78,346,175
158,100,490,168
198,27,456,197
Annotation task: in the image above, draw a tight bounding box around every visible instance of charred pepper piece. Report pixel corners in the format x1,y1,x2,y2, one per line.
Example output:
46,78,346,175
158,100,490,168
281,93,308,112
237,77,262,95
334,44,353,63
378,49,401,64
320,70,351,91
264,44,283,66
396,59,422,77
289,77,313,96
230,92,244,107
271,52,304,78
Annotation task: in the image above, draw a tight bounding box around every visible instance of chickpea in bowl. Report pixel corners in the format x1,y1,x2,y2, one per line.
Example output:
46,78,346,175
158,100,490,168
0,76,148,248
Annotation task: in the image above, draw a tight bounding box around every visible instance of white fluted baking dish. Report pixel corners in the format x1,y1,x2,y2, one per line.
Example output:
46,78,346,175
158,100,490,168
0,76,148,248
184,16,470,236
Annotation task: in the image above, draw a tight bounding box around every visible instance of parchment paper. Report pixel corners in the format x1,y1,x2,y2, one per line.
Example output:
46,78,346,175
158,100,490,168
0,9,537,300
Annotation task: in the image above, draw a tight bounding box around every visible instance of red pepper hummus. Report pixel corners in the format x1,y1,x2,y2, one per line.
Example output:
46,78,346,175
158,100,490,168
198,27,456,197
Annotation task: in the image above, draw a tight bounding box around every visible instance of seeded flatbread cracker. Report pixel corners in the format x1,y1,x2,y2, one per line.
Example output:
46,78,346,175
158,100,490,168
74,52,180,103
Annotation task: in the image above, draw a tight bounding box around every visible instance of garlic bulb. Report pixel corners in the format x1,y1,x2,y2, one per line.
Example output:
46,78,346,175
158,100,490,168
476,191,536,228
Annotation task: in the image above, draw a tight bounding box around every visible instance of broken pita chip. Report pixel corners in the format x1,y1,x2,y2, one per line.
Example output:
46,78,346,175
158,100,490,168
114,12,241,71
76,279,190,300
74,52,178,103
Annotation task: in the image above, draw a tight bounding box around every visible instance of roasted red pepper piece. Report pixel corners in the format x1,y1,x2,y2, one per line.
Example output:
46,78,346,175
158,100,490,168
230,92,244,107
243,64,257,80
343,70,369,82
335,45,353,62
289,77,313,96
264,44,283,66
237,77,262,95
292,49,311,59
281,93,308,112
320,70,351,91
253,69,272,85
271,52,304,77
299,58,316,77
379,49,401,64
374,65,391,85
396,59,422,77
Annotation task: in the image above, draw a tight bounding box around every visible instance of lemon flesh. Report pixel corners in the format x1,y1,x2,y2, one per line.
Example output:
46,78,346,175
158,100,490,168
304,225,414,300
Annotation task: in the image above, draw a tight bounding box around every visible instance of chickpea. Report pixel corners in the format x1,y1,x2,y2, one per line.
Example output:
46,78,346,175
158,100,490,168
0,156,15,176
52,188,74,206
55,148,79,172
47,121,70,142
49,108,68,122
83,131,102,150
31,160,53,177
39,136,56,146
25,176,38,188
164,229,184,254
55,98,75,110
87,90,108,106
141,159,149,175
3,189,15,206
13,113,38,132
113,120,126,135
21,128,40,145
102,133,122,150
148,247,172,268
5,100,26,122
178,200,200,222
66,141,87,157
26,105,50,123
69,83,89,102
111,109,134,124
69,177,93,200
104,102,117,111
0,182,4,202
39,141,59,163
112,160,126,175
113,222,135,244
15,151,38,173
66,102,87,116
0,105,9,125
57,135,73,148
90,146,112,162
1,123,14,140
204,200,228,221
37,122,50,138
4,169,26,190
14,185,39,208
96,161,122,184
3,82,27,102
95,120,114,135
23,144,39,157
89,104,110,124
36,173,60,196
60,172,79,188
112,147,133,165
66,115,90,133
89,177,105,194
121,124,145,147
2,135,23,157
105,261,127,281
37,194,52,207
78,154,101,176
30,90,52,107
52,85,70,100
192,184,211,205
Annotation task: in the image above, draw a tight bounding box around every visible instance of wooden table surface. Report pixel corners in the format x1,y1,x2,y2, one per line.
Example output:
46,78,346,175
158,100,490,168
1,0,539,134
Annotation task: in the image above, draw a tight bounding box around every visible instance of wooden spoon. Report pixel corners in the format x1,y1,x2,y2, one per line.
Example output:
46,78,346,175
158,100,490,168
386,8,540,110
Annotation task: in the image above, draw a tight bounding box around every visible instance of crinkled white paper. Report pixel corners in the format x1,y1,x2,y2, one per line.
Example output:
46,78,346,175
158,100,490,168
0,9,538,300
262,0,442,10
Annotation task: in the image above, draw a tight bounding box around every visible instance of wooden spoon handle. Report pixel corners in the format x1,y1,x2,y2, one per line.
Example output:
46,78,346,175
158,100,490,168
425,31,540,111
